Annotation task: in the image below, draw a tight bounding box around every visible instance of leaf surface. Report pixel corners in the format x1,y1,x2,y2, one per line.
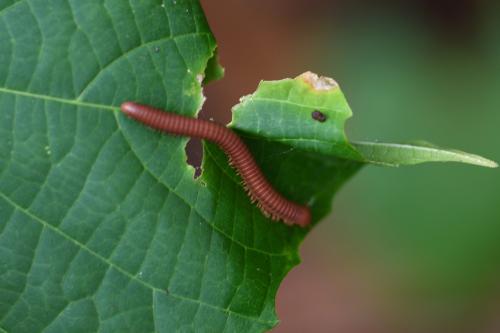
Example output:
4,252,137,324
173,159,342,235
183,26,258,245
0,2,496,333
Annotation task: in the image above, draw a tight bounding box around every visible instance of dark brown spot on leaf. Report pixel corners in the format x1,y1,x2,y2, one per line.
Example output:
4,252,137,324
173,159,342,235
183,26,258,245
312,110,327,122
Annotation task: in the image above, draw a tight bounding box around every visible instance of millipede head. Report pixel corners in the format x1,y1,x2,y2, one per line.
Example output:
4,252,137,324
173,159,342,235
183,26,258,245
121,101,141,117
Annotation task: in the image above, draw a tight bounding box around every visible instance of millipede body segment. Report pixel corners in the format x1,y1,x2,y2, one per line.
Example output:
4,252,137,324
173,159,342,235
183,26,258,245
121,102,311,227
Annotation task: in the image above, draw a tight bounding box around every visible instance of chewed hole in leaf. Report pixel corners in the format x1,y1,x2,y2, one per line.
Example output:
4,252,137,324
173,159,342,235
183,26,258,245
186,137,203,178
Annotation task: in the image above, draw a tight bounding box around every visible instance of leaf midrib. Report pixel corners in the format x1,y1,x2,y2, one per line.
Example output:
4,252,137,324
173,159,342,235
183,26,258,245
0,87,117,111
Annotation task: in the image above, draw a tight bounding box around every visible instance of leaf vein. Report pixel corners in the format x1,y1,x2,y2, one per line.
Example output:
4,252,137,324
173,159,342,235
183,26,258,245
0,190,275,326
76,32,208,100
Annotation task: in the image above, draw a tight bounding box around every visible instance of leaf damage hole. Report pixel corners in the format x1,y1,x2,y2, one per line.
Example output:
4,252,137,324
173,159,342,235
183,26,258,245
185,137,203,178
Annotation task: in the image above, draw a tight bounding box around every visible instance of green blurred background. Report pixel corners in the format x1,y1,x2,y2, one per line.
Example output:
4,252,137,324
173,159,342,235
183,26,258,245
200,1,500,332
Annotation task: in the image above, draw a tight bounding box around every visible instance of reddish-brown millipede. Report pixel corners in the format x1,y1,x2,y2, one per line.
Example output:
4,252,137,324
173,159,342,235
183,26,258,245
121,102,311,227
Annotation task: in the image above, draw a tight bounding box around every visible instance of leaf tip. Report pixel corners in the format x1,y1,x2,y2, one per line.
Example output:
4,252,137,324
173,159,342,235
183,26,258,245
475,157,498,168
352,141,498,168
448,150,498,168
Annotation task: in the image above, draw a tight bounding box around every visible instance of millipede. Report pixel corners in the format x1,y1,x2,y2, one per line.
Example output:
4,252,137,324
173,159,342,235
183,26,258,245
121,102,311,227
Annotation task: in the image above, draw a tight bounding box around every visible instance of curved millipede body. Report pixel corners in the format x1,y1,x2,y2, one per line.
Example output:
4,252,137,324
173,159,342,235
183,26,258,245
121,102,311,227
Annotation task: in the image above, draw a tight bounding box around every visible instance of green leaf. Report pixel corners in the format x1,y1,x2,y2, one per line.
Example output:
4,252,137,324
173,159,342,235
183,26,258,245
352,141,498,168
0,3,496,333
231,71,497,168
231,72,362,161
